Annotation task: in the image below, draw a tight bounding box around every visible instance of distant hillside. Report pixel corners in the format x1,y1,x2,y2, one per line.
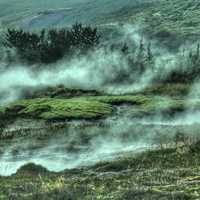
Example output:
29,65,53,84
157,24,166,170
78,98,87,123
108,0,200,48
0,0,154,29
0,0,200,49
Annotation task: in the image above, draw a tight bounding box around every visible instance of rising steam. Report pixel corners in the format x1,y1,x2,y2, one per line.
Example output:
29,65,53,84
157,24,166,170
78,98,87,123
1,23,200,177
0,23,192,104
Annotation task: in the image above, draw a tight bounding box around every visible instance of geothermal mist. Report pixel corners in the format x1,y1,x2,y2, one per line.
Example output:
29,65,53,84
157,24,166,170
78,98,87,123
0,117,152,176
1,23,200,176
0,24,189,104
1,111,200,176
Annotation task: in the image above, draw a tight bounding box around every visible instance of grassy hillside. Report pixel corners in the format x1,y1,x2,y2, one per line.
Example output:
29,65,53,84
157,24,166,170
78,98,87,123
1,146,200,200
104,0,200,49
2,0,200,46
0,0,154,29
1,0,200,50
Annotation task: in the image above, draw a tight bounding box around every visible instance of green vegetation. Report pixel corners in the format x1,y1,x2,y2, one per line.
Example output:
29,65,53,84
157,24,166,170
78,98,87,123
21,84,192,100
1,98,113,121
129,98,198,117
86,95,152,105
139,83,191,97
22,85,102,99
108,0,200,49
2,2,200,199
17,163,48,175
1,144,200,200
1,89,200,124
4,23,100,64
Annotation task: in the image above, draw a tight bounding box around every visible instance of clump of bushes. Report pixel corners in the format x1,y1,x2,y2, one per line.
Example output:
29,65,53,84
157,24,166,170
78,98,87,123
4,23,100,64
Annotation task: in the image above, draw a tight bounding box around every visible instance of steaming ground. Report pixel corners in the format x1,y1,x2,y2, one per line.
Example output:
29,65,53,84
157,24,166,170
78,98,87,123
0,136,148,176
0,117,151,176
1,109,200,176
0,26,200,176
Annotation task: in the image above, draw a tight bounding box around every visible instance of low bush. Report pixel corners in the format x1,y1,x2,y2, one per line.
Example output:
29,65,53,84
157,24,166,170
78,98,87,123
17,163,48,174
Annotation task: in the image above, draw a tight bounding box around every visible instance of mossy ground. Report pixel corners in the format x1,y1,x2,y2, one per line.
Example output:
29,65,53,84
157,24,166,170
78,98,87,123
0,98,113,121
0,84,199,122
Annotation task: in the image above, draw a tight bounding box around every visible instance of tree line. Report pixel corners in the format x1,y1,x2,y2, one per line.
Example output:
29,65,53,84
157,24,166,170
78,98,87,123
2,23,200,84
3,23,100,64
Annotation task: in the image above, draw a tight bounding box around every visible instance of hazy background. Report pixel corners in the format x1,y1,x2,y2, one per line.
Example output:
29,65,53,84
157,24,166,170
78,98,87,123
0,0,155,29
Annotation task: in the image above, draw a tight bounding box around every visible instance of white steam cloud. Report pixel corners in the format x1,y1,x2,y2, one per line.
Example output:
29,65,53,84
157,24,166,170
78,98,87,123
0,23,190,104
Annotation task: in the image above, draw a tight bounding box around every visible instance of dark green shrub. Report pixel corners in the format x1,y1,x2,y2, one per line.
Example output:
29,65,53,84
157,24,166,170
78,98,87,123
4,23,101,64
17,163,48,174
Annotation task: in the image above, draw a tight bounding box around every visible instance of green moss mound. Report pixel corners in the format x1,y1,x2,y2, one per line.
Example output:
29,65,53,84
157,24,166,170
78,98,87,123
17,163,48,174
2,89,200,122
2,98,113,121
